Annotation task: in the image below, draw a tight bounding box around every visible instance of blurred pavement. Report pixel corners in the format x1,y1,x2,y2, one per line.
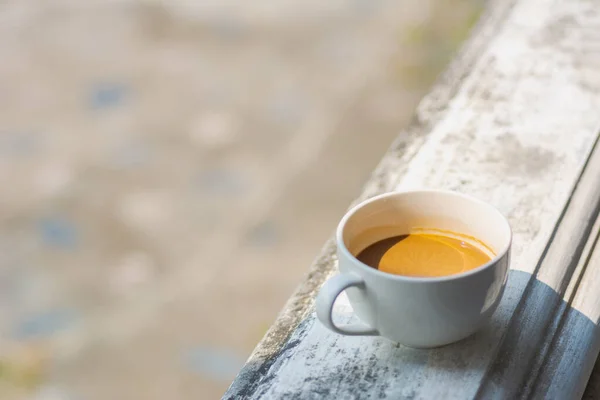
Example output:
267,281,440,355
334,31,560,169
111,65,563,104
0,1,481,398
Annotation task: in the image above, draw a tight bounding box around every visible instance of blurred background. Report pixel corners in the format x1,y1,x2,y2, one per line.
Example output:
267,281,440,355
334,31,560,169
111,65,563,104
0,0,483,399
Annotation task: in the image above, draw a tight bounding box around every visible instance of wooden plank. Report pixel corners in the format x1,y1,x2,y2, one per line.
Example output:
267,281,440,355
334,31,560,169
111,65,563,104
225,0,600,398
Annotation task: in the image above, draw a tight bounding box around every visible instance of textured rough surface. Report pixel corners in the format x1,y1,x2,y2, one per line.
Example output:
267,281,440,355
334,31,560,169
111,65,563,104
226,0,600,398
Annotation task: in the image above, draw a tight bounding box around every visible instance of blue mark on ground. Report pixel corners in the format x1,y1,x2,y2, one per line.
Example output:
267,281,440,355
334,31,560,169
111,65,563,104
13,308,79,340
183,346,245,381
38,217,79,249
246,221,281,247
196,168,248,197
89,82,128,109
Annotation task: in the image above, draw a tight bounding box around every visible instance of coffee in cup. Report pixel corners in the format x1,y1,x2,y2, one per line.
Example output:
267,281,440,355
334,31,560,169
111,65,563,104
316,190,511,348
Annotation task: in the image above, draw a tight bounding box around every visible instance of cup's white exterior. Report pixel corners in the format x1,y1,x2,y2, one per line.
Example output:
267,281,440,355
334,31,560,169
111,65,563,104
316,190,512,348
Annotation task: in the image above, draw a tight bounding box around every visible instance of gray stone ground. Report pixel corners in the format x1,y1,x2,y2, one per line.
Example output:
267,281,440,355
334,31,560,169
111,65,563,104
0,1,481,398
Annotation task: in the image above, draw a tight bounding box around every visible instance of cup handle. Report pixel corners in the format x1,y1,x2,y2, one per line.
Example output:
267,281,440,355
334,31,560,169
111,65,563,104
316,273,379,336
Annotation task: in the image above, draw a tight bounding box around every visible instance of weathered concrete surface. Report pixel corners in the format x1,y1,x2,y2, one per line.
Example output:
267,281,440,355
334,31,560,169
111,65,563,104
226,0,600,398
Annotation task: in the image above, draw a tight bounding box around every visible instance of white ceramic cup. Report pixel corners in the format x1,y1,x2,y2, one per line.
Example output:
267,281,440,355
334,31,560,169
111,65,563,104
316,190,512,348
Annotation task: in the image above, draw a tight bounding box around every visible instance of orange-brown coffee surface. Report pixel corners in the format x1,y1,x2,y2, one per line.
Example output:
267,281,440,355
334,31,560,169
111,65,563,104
356,233,492,277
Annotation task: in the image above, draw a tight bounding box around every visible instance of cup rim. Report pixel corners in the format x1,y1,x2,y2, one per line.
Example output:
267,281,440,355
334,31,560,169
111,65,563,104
336,189,512,282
